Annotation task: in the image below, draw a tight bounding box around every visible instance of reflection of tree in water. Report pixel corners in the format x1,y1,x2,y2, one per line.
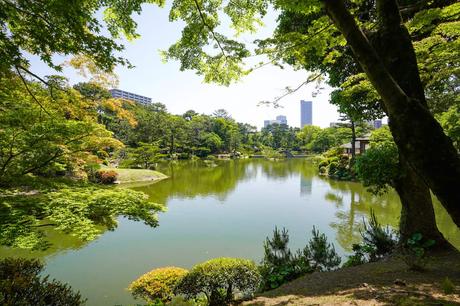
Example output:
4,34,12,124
0,227,91,261
324,178,401,252
135,160,257,203
259,159,316,180
137,159,319,204
324,178,460,252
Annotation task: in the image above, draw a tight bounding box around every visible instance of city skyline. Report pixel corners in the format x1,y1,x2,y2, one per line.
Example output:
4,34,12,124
264,115,288,128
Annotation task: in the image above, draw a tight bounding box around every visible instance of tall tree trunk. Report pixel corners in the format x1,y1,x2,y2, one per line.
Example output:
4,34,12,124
395,156,447,246
350,120,356,162
323,0,460,228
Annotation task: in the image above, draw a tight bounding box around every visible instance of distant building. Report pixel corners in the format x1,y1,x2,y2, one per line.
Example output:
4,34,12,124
109,89,152,106
373,119,382,129
341,136,371,155
276,115,287,125
300,100,312,127
264,115,288,128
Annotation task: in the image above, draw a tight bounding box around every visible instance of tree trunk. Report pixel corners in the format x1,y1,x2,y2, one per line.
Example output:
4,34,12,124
395,156,448,246
350,121,356,162
323,0,460,228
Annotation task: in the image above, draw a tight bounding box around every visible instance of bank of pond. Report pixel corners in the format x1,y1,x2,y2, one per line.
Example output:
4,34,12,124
0,159,458,305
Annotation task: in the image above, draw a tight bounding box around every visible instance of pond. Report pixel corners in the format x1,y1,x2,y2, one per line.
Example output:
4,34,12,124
1,159,458,305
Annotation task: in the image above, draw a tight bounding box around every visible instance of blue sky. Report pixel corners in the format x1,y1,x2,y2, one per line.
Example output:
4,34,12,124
27,3,340,129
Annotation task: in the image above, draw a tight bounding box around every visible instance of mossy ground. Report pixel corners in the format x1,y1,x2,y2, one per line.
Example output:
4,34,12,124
243,251,460,305
106,167,168,184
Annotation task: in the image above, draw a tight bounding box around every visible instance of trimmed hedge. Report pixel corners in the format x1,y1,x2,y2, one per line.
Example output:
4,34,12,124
175,257,261,306
129,266,188,303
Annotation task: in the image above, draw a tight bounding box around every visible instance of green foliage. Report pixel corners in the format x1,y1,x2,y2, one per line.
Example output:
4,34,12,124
122,142,163,169
437,104,460,152
175,257,261,306
441,277,455,295
360,211,398,261
0,185,164,249
0,258,85,305
342,243,367,268
0,74,123,184
0,0,165,75
345,211,398,266
301,226,341,272
354,142,399,195
318,148,354,181
129,266,188,303
259,226,340,291
259,227,311,290
402,233,436,271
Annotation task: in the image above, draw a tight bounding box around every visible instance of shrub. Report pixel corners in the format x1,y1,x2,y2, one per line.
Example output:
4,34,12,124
401,233,435,271
260,226,340,290
0,258,85,306
344,211,398,267
327,161,339,176
301,226,341,271
95,170,118,184
441,277,454,295
360,211,398,261
175,257,261,306
259,227,311,290
129,267,188,303
318,159,329,169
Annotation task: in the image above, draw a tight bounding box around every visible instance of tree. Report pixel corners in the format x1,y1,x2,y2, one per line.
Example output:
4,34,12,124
0,258,85,305
0,74,122,184
160,0,460,229
355,127,446,243
125,142,162,169
0,0,164,77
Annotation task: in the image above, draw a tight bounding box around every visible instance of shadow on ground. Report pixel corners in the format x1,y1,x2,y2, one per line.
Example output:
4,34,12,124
243,251,460,305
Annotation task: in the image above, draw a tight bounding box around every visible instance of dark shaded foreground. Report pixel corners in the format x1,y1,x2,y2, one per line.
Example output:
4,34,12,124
244,251,460,305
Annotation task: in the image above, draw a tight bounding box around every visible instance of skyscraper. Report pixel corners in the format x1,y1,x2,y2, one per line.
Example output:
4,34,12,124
276,115,287,125
300,100,312,127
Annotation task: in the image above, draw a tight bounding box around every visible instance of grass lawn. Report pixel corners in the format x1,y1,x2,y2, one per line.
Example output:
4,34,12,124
105,167,168,184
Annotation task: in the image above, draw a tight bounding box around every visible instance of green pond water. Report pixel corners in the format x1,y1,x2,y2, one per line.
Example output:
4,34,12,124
1,159,459,305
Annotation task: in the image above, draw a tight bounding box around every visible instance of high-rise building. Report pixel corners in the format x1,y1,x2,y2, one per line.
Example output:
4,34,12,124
300,100,312,127
109,89,152,106
276,115,287,125
263,115,288,128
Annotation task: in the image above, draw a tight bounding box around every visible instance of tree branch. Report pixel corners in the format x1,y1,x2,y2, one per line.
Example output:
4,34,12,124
323,0,408,115
193,0,227,58
15,66,51,116
258,73,322,108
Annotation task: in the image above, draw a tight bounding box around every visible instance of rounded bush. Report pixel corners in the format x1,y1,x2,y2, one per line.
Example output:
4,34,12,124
327,161,339,176
95,170,118,184
175,257,261,306
129,266,188,303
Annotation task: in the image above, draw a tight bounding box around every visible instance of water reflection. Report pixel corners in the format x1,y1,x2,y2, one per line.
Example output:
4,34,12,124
0,227,90,260
0,159,458,306
135,159,458,252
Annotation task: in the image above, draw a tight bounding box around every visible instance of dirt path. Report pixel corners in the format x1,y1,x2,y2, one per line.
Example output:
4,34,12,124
244,251,460,305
